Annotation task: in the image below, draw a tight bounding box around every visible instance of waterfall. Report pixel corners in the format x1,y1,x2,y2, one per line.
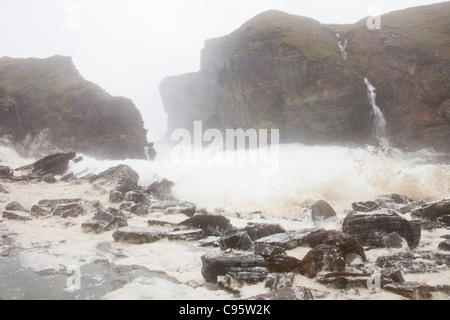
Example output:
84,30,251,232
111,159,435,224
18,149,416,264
364,78,390,148
338,39,348,60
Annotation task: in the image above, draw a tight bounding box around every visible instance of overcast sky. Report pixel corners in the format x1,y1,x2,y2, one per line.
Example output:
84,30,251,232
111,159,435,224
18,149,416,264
0,0,445,140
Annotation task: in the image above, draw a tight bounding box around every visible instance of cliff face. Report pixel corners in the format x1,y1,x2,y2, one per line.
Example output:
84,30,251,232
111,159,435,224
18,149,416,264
160,3,450,152
0,56,155,160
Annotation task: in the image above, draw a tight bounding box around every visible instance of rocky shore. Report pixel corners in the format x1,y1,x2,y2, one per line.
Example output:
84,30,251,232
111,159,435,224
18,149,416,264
0,153,449,300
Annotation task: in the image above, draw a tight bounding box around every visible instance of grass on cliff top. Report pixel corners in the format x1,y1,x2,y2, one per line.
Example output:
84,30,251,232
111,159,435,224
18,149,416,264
228,10,340,61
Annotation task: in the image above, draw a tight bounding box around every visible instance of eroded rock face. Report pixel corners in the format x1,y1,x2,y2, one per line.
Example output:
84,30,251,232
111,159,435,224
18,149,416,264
160,3,450,152
0,56,155,160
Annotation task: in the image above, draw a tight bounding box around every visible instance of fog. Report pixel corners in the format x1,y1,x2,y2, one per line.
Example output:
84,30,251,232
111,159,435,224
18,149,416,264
0,0,443,141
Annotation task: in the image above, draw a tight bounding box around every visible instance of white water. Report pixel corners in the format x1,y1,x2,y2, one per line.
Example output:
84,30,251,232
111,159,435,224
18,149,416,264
364,78,391,149
338,39,348,60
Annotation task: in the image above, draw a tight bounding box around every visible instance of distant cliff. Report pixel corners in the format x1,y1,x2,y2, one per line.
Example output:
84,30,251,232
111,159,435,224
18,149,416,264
0,56,155,160
160,3,450,152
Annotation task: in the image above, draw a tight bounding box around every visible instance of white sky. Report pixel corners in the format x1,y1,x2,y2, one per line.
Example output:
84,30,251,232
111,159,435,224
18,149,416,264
0,0,445,140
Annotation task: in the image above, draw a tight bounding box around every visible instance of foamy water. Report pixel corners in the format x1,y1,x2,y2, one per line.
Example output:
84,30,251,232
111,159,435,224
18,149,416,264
65,142,450,218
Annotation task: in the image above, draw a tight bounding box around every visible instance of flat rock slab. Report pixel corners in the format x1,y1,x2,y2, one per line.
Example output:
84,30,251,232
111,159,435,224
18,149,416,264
383,282,437,300
38,199,82,208
82,211,128,234
167,229,203,241
52,203,85,218
254,228,322,250
201,253,267,284
376,251,450,274
2,210,33,221
250,287,314,300
112,227,168,244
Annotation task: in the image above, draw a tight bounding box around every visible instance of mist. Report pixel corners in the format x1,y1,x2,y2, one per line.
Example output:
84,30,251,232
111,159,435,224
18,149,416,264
0,0,444,141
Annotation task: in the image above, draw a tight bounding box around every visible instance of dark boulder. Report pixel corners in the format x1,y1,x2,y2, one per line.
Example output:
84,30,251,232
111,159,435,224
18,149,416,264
5,201,31,213
376,251,450,274
124,191,148,204
0,166,12,179
38,198,82,208
82,211,128,233
267,254,303,273
381,232,407,249
16,152,76,176
112,227,167,244
146,179,175,200
342,211,421,249
89,165,139,194
299,244,346,278
254,228,323,250
30,205,51,217
2,210,33,221
42,173,57,184
316,272,395,290
201,253,268,284
254,243,286,258
218,232,254,251
265,273,295,291
109,190,124,203
304,229,366,261
311,200,337,222
178,214,234,237
52,203,85,218
243,223,285,241
383,282,437,300
438,239,450,251
438,215,450,226
411,199,450,222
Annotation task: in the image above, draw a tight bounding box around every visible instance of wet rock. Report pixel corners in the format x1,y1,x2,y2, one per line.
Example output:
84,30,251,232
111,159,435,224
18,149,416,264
438,215,450,226
218,232,254,251
2,210,33,221
311,200,337,222
265,273,295,291
30,205,51,217
342,211,421,249
397,200,427,215
304,229,366,261
119,201,134,211
85,184,108,196
201,253,267,284
254,228,322,250
164,201,197,217
52,203,85,218
150,200,181,211
375,193,409,206
383,282,437,300
83,200,104,215
267,254,302,273
60,172,75,182
344,253,365,268
178,214,234,237
109,190,124,203
352,200,380,213
16,152,76,176
299,244,345,278
167,229,203,241
0,166,12,179
437,285,450,295
82,211,128,234
89,165,139,194
381,268,405,283
124,191,147,204
0,184,11,193
217,275,242,295
250,287,314,300
147,219,177,228
376,251,450,274
130,203,149,216
316,272,394,290
254,243,286,258
38,198,82,208
411,199,450,222
146,179,175,199
5,201,31,213
243,223,285,241
382,232,408,249
197,236,221,247
438,239,450,251
42,173,57,184
112,227,168,244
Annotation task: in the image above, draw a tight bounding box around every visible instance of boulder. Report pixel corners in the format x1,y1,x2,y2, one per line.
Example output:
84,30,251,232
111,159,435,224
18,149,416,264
0,166,12,179
267,254,303,273
250,287,314,300
381,232,408,249
254,228,323,250
89,165,139,193
342,211,421,249
178,214,234,237
109,190,124,203
16,152,76,176
5,201,31,213
82,211,128,234
243,223,285,241
265,273,295,291
167,229,203,241
254,243,286,258
438,239,450,251
30,205,51,217
383,282,437,300
2,210,33,221
304,229,366,261
112,227,167,244
299,244,346,278
124,191,147,204
130,203,149,216
311,200,337,222
201,253,268,284
375,251,450,274
316,272,395,290
411,199,450,222
146,179,175,200
218,232,254,251
38,198,82,208
51,203,85,218
42,173,57,184
0,184,11,193
438,215,450,226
